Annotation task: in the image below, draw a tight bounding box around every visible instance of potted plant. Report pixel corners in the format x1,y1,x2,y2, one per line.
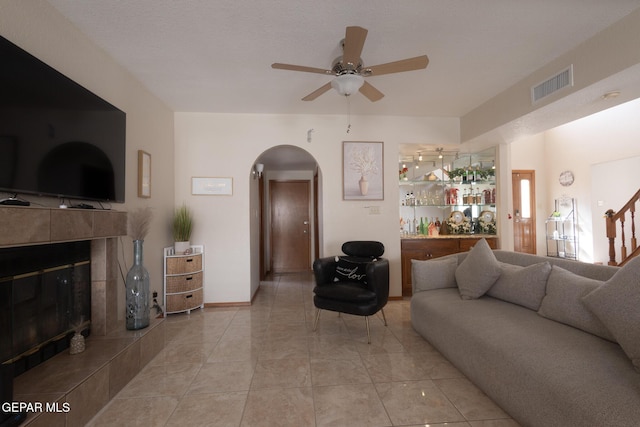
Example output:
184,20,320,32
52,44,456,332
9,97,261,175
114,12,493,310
173,204,193,254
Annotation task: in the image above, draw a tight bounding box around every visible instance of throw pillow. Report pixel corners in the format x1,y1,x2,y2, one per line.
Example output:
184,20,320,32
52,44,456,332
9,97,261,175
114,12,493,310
537,266,614,341
582,256,640,372
412,256,457,293
334,256,371,285
487,261,551,310
455,238,501,299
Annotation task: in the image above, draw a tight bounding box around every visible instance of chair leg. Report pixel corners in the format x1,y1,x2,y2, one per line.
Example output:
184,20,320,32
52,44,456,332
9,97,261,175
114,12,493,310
380,308,388,326
313,309,321,332
365,316,371,344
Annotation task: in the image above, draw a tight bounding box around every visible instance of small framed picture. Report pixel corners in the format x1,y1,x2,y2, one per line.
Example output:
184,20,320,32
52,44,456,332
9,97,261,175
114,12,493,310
343,141,384,200
137,150,151,198
191,177,233,195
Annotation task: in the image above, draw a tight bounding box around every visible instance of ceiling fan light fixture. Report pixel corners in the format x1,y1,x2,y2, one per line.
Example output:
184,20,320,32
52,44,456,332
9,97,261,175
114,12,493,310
331,74,364,96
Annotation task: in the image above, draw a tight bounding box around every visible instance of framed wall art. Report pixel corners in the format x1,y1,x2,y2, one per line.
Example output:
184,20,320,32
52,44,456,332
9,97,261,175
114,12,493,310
342,141,384,200
191,177,233,195
137,150,151,198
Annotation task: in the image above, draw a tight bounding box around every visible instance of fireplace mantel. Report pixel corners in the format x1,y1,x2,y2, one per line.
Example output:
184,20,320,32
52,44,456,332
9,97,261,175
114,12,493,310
0,206,127,247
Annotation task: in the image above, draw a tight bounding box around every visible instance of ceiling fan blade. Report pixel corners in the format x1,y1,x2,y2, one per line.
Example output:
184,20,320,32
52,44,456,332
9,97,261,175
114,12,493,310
359,81,385,102
302,82,332,101
342,26,368,67
365,55,429,76
271,63,332,75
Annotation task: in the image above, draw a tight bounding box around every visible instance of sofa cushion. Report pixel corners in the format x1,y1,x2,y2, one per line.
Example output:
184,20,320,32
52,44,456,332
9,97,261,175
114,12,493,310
455,238,501,299
412,256,457,293
334,256,370,285
583,256,640,372
538,266,614,341
487,261,551,310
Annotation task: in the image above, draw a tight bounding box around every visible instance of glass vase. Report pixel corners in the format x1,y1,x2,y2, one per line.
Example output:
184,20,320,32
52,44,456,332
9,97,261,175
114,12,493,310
125,239,150,330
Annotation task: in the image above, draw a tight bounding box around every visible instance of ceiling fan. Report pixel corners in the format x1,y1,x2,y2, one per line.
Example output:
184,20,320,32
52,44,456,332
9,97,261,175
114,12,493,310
271,26,429,102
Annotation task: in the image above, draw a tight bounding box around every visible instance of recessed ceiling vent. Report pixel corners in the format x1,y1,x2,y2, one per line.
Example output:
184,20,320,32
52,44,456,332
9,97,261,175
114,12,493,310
531,65,573,104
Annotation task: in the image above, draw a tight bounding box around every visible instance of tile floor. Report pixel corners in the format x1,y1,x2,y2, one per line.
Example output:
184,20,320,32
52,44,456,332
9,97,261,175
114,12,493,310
87,273,521,427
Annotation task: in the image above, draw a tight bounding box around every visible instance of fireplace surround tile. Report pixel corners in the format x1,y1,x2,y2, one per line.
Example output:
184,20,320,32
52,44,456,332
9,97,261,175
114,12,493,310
0,207,127,248
15,394,67,427
90,238,120,336
93,211,127,238
109,341,141,398
65,365,110,427
140,320,167,368
50,210,93,241
0,207,50,246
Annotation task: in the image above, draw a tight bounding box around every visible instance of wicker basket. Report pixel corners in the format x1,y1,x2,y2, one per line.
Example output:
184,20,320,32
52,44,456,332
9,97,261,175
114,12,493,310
166,272,202,293
166,253,202,274
166,288,203,312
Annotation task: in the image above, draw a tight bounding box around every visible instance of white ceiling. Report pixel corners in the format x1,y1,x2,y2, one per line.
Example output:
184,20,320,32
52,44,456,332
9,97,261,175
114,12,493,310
44,0,640,169
46,0,640,116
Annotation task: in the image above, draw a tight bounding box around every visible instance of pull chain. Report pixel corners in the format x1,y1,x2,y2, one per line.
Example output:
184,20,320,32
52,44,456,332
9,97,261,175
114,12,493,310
346,95,352,133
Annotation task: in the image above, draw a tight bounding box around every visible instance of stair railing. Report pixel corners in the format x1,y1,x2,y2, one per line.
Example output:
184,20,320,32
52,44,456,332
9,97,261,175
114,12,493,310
605,188,640,266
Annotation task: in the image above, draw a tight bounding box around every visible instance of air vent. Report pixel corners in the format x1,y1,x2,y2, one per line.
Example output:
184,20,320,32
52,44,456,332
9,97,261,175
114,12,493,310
531,65,573,104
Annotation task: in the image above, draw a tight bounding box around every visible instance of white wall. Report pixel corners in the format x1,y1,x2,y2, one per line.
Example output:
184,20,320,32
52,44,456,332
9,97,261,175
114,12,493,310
510,98,640,263
174,113,460,302
1,2,176,316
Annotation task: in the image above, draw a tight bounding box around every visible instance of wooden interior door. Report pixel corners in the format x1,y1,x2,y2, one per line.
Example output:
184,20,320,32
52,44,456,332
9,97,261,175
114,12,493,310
270,180,311,272
512,170,536,254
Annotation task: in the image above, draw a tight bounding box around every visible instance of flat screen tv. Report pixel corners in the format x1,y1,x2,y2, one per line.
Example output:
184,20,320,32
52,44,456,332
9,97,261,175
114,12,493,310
0,35,126,203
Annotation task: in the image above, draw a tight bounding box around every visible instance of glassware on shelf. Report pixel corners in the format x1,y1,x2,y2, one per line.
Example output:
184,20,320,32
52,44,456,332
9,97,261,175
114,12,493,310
449,188,458,205
484,189,492,204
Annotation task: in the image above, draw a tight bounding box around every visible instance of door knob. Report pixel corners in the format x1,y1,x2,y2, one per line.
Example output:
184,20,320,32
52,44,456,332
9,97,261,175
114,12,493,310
303,230,308,233
303,221,309,225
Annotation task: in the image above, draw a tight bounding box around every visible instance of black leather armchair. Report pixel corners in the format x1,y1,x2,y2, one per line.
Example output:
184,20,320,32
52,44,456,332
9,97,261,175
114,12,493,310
312,241,389,343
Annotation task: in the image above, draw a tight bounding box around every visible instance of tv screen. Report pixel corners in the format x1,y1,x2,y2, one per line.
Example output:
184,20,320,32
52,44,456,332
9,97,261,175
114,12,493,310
0,35,126,203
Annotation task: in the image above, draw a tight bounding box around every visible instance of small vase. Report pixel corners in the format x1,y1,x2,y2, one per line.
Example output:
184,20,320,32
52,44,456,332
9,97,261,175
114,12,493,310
69,332,85,355
359,175,369,196
125,240,150,330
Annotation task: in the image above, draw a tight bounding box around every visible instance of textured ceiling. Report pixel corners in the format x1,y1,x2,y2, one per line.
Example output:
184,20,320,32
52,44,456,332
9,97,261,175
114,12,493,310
46,0,640,119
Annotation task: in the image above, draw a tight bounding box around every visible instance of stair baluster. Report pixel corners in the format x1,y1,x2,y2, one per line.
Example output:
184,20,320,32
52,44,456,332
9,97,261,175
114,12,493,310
605,188,640,266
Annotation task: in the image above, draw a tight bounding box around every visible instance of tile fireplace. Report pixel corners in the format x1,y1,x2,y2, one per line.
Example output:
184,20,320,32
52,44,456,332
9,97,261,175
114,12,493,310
0,207,165,426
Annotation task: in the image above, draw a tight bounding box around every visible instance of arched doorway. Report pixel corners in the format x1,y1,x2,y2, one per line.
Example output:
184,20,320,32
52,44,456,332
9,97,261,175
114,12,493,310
252,145,321,279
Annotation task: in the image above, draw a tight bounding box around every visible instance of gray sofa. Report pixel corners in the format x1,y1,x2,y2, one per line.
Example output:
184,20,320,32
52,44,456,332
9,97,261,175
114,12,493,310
410,240,640,427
